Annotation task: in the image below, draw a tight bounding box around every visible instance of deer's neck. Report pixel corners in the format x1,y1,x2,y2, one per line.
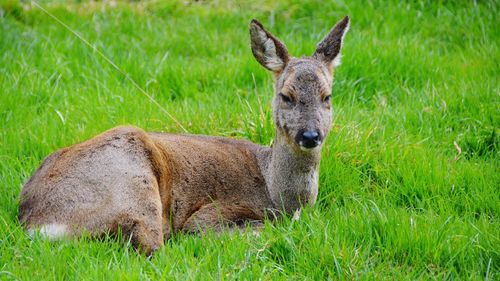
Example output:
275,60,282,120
264,132,321,215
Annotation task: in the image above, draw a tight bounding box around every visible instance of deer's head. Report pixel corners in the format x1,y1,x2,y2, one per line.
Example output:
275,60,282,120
250,17,349,151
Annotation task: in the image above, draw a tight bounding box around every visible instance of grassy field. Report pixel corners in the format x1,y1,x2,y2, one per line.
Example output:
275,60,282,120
0,0,498,279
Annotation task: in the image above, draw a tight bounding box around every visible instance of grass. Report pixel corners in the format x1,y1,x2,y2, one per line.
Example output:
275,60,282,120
0,0,498,279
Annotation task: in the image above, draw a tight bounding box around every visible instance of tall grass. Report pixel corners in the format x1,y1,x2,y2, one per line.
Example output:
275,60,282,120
0,0,498,279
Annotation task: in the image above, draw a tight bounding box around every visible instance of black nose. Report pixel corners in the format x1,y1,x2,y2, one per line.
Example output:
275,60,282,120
298,130,321,148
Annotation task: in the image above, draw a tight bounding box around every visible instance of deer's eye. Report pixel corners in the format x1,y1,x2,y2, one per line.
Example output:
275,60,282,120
279,93,293,104
323,95,332,102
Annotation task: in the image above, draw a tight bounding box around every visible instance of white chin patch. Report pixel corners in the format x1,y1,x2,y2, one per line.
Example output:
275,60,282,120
299,141,322,151
28,223,69,240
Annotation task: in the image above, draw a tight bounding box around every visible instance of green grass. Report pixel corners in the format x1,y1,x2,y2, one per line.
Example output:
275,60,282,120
1,0,499,279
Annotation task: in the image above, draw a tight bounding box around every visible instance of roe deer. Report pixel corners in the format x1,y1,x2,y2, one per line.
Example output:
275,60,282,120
19,16,350,255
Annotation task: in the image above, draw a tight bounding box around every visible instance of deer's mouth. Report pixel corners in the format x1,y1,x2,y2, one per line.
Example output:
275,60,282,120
295,130,323,149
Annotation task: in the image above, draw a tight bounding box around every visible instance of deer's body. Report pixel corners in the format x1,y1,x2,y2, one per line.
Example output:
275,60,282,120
19,17,350,254
20,127,276,252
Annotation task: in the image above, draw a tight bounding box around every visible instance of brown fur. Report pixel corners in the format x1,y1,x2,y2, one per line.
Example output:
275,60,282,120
18,17,350,255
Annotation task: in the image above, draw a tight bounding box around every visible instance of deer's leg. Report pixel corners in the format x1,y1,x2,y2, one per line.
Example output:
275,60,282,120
25,184,164,256
73,173,165,256
112,181,165,256
117,215,162,256
181,202,264,234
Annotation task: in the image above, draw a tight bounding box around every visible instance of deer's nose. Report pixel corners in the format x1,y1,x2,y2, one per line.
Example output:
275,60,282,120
297,130,322,149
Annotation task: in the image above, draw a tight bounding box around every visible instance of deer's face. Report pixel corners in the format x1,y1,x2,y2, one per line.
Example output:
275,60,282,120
250,17,349,151
273,59,333,149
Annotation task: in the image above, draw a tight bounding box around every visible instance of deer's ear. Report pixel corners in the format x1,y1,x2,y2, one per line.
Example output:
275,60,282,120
313,16,350,70
250,19,289,74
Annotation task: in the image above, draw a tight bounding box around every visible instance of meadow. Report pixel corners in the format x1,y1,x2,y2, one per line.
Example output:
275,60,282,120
0,0,498,279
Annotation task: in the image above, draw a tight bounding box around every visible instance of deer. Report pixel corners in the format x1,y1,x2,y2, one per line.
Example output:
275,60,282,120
18,16,350,255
